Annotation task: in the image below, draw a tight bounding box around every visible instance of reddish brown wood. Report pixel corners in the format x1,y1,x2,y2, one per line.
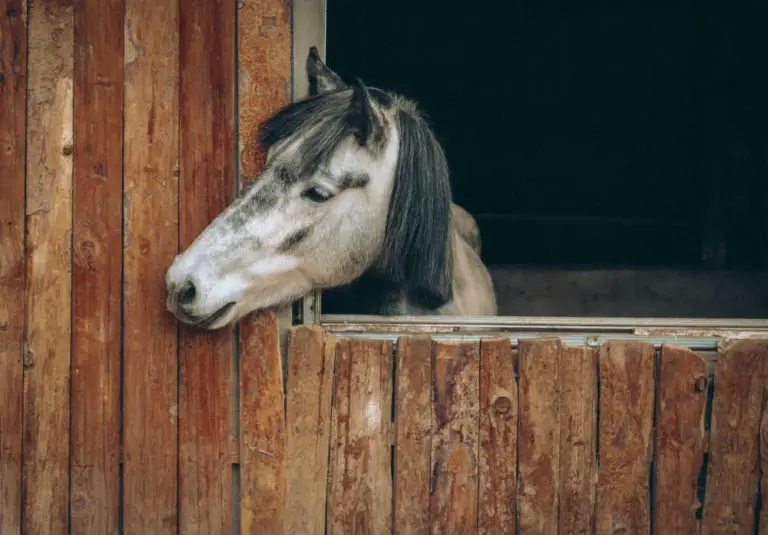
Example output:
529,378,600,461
327,339,394,534
394,335,433,535
653,344,707,535
430,341,481,535
122,0,180,530
516,339,561,535
22,1,74,532
0,1,26,533
701,339,767,535
761,371,768,535
478,337,517,535
596,341,655,535
70,0,123,532
284,326,335,535
558,345,597,535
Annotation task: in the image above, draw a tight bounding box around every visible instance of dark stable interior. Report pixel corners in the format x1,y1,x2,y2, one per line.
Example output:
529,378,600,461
326,0,768,270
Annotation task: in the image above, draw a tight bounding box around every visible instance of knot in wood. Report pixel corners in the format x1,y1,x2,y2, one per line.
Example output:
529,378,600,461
492,396,512,415
62,144,73,156
694,375,708,393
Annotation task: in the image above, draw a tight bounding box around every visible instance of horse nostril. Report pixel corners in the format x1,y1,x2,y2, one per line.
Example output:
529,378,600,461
177,280,197,308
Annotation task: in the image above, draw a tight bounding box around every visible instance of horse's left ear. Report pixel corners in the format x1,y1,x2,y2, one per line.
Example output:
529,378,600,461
348,78,386,148
306,46,346,96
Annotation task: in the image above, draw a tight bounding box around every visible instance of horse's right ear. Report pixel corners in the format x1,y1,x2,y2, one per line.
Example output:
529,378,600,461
307,47,347,96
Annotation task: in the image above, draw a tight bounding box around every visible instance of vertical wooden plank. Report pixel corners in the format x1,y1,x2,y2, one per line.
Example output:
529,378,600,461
284,326,335,535
596,341,655,535
558,345,597,535
394,335,433,535
0,1,26,533
430,341,480,535
70,0,123,532
122,0,179,530
239,310,286,534
517,339,561,535
653,344,707,535
701,339,767,535
478,337,517,535
327,339,394,534
22,0,74,532
761,353,768,535
177,0,235,532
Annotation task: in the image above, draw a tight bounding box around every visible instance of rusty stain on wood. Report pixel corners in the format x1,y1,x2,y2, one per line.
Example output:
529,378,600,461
70,0,123,532
0,0,27,533
701,339,767,535
239,310,285,534
21,0,74,532
653,344,707,535
558,345,597,535
430,340,480,535
516,339,561,535
478,337,517,535
284,326,335,535
122,0,179,531
596,340,655,535
394,335,433,534
327,339,393,534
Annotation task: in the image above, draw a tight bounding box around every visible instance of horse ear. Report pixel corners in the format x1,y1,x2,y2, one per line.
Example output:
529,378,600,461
348,78,385,147
306,46,346,96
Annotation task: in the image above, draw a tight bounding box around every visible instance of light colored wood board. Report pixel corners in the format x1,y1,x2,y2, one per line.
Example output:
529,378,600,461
596,340,655,535
558,345,597,535
0,1,26,533
284,325,335,535
429,340,480,535
653,344,707,535
701,339,767,535
516,338,561,535
393,335,433,535
122,0,180,531
292,0,325,100
326,339,394,534
237,0,291,181
478,337,517,535
178,0,236,532
238,310,285,534
22,0,74,532
70,0,123,532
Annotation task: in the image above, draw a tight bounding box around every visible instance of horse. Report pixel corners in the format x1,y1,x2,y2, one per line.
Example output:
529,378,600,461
164,47,497,330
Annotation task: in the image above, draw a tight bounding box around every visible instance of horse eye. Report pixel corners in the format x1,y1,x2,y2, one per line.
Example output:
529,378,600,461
302,186,334,203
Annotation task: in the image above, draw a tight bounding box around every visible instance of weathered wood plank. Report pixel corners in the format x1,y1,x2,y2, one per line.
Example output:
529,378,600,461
284,326,335,535
761,368,768,535
0,1,26,533
596,341,655,535
653,344,707,535
558,345,597,535
122,0,179,530
394,335,433,535
478,337,517,535
517,339,561,535
238,310,285,534
701,339,767,535
70,0,123,532
22,0,74,532
327,339,394,534
430,340,480,535
178,0,235,532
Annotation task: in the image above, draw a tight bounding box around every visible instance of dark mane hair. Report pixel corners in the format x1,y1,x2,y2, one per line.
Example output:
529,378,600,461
257,87,454,310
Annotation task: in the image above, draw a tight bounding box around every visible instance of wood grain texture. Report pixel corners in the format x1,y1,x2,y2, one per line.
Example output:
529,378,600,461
122,0,179,530
239,310,286,534
478,337,517,535
516,339,561,535
22,0,74,532
327,339,394,534
284,326,335,535
596,341,655,535
430,341,480,535
761,366,768,535
653,344,707,535
394,335,433,535
70,0,123,531
0,1,26,532
558,345,597,535
178,0,235,532
701,339,767,535
237,0,291,180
